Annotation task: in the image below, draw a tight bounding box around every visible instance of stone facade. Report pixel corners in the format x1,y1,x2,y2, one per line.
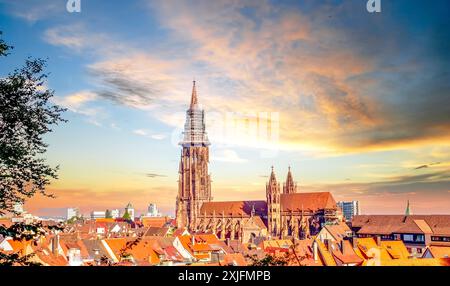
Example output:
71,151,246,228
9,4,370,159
175,81,340,241
175,81,212,229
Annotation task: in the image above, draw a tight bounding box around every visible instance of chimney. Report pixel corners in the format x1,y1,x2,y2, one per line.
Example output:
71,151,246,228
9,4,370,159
376,236,381,246
52,234,60,256
312,240,318,262
191,235,195,245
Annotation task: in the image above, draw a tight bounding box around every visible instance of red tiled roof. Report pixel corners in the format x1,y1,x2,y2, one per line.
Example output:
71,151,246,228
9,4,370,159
221,253,247,266
200,201,267,217
141,217,170,228
353,215,450,236
280,192,337,212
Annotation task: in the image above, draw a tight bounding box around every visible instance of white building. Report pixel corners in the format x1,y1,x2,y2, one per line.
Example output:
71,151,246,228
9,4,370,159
125,203,134,219
111,209,120,219
337,201,360,222
67,208,80,220
147,203,160,217
91,211,106,219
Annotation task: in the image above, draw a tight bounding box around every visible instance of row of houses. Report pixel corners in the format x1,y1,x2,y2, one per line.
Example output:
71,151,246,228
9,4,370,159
1,214,450,266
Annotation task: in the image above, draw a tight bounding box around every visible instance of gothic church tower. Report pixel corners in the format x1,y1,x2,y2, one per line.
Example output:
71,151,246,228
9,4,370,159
283,166,297,194
266,167,281,237
176,81,212,230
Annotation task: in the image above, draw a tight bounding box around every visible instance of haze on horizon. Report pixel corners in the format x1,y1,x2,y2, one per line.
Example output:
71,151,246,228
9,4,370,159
0,0,449,217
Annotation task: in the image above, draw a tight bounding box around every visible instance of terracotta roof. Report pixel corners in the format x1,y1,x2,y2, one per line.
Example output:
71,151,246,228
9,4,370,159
427,246,450,258
324,222,352,242
292,239,323,266
177,234,221,260
0,219,13,228
200,201,267,217
355,238,393,261
163,245,184,262
82,239,110,261
381,258,444,266
103,237,163,265
332,240,363,265
352,215,450,236
380,241,410,259
221,253,247,266
141,217,170,228
144,227,170,237
261,239,293,250
280,192,337,212
60,239,90,259
414,220,433,234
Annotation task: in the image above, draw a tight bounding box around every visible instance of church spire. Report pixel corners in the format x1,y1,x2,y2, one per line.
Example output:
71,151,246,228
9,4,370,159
405,200,412,216
190,80,198,109
269,166,277,183
283,166,297,194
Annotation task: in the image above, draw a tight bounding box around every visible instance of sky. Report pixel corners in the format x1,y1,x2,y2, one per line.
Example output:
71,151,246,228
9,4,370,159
0,0,449,217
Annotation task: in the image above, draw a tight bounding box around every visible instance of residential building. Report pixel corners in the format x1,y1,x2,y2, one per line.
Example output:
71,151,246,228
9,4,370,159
351,215,450,257
67,208,79,220
125,203,135,219
337,201,360,222
91,211,106,219
111,209,120,219
147,203,160,217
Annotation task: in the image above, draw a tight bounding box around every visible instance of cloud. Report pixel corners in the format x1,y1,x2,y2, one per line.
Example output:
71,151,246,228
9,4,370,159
25,186,177,216
212,149,247,163
1,0,62,23
43,23,131,57
146,173,167,178
87,54,184,110
132,129,167,140
44,25,87,51
414,162,441,170
144,0,450,154
52,91,105,126
40,1,450,155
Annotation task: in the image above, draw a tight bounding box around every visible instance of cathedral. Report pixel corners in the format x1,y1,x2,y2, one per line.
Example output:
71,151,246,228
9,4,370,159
175,82,340,243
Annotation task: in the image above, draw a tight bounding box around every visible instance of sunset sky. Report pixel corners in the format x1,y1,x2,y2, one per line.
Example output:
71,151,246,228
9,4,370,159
0,0,449,217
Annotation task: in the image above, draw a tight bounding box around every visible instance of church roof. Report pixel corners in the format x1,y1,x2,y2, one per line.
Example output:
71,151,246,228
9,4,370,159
200,200,267,217
352,215,450,236
280,192,337,212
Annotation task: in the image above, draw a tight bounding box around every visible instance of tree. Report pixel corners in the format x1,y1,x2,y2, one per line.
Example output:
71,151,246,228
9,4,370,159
0,32,66,265
122,209,131,220
105,209,112,219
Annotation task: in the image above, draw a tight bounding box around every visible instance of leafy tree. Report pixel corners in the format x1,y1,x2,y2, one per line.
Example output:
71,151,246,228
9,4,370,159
122,209,131,220
105,209,112,219
0,32,66,265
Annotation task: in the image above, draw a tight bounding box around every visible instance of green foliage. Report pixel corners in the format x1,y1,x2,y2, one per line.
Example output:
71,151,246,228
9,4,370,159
0,252,41,266
0,31,66,265
122,209,131,220
0,222,64,266
105,209,112,219
247,254,289,266
0,32,12,57
0,55,67,214
67,216,82,224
